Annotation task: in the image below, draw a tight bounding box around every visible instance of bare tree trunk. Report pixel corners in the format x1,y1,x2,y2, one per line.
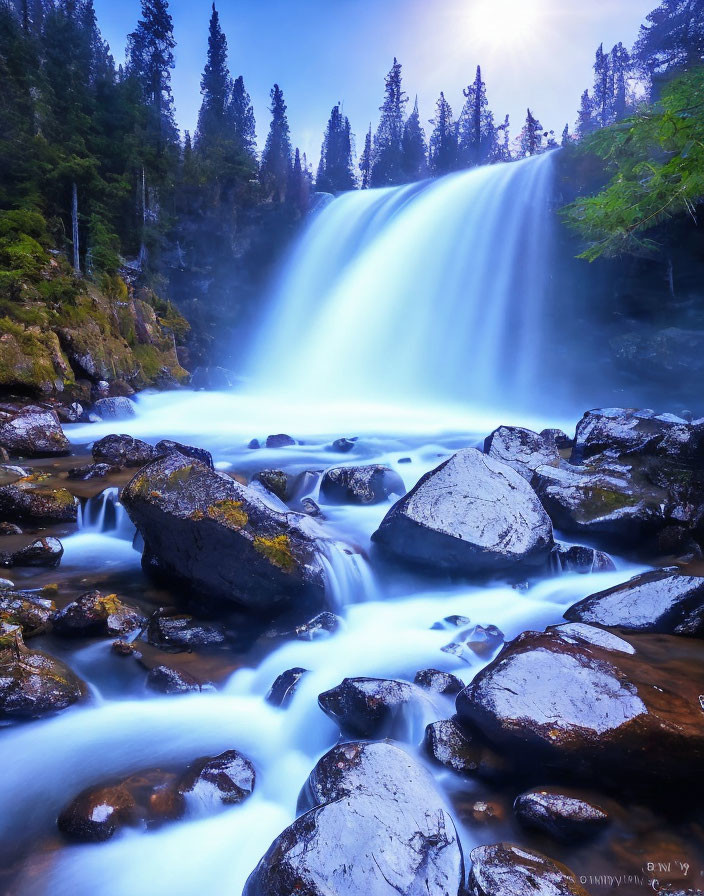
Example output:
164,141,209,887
72,182,80,273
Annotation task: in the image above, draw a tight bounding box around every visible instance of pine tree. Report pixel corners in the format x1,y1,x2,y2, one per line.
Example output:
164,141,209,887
494,114,511,162
576,89,595,138
316,103,355,193
127,0,177,151
229,75,257,161
401,97,427,181
633,0,704,80
561,123,572,147
517,108,543,157
195,3,230,152
288,147,309,212
371,57,407,186
260,83,292,202
593,44,611,128
457,65,496,167
428,92,457,175
610,42,631,120
359,124,373,189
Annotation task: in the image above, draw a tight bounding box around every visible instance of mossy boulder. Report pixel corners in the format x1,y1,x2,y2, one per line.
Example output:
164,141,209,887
121,453,326,613
0,406,69,457
0,590,55,637
0,484,77,524
52,590,146,638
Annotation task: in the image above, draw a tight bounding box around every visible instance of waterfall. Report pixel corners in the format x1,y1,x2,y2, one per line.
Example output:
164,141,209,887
77,487,134,539
246,153,557,413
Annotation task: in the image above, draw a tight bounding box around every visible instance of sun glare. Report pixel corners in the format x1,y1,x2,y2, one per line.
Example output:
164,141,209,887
465,0,549,53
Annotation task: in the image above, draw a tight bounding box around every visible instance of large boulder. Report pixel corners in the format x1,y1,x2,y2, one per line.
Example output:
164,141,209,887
92,396,136,421
245,740,464,896
456,622,704,787
92,434,159,468
321,464,406,505
0,623,85,719
318,677,435,738
0,485,77,524
0,406,69,457
372,448,554,575
121,453,325,612
564,568,704,635
483,426,560,481
468,843,588,896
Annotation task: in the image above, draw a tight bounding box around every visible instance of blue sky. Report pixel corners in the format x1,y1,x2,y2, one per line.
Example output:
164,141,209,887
94,0,656,164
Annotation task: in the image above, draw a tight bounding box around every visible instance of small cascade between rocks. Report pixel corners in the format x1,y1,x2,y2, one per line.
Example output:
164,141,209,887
77,487,134,539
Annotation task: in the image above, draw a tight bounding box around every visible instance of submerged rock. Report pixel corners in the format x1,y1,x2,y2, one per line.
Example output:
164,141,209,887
266,667,308,708
146,665,206,694
2,536,64,568
146,611,227,650
122,453,325,612
564,568,704,635
178,749,255,809
442,624,505,662
0,623,84,719
0,485,77,524
58,784,138,842
553,543,616,574
372,448,554,576
455,622,704,786
265,433,296,448
318,676,433,738
330,437,356,453
320,464,406,505
513,789,609,842
52,590,146,638
67,462,116,481
483,426,560,481
468,843,588,896
0,406,69,457
245,740,464,896
92,396,136,421
92,434,158,468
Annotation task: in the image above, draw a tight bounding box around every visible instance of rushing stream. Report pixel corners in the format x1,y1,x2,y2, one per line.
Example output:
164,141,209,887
1,157,674,894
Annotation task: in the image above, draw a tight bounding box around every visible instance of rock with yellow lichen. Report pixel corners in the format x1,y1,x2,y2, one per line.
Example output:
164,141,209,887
122,453,326,613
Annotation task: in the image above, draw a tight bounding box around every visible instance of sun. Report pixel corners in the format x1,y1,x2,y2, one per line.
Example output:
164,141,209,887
465,0,549,52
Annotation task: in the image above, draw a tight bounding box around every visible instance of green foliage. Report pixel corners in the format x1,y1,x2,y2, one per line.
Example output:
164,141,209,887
563,68,704,259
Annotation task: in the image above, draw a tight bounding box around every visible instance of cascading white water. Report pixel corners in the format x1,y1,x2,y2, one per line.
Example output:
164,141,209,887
247,153,557,410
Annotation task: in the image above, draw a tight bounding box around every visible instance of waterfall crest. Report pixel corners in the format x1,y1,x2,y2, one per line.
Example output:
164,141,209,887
246,153,557,412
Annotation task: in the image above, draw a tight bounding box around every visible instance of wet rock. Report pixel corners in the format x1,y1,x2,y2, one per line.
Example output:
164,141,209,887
265,433,295,448
92,397,136,421
414,668,464,696
540,429,574,451
373,448,554,576
0,522,22,536
321,464,406,505
425,718,484,775
468,843,588,896
178,749,255,809
155,439,214,470
330,437,356,453
253,469,290,501
58,784,137,842
2,537,64,568
145,665,204,694
0,484,77,523
0,623,84,719
122,453,325,612
67,462,116,481
245,740,464,896
442,624,505,661
484,426,560,480
112,639,139,657
455,622,704,786
563,568,704,635
56,402,83,424
0,406,70,457
0,464,30,485
146,611,226,650
92,434,158,468
431,614,471,630
266,667,308,708
52,590,146,638
300,497,323,518
462,800,506,825
553,543,616,574
0,591,55,637
247,439,260,450
318,677,433,738
292,611,339,640
514,789,609,842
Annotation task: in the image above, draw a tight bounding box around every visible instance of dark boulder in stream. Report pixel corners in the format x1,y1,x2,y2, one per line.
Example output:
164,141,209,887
372,448,554,576
0,590,55,636
178,749,255,809
468,843,588,896
456,622,704,788
2,536,64,568
0,623,85,719
0,406,70,457
121,453,325,612
92,434,159,468
92,396,136,421
513,789,609,842
320,464,406,505
244,740,464,896
52,590,146,638
318,676,435,738
564,568,704,635
0,485,77,524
